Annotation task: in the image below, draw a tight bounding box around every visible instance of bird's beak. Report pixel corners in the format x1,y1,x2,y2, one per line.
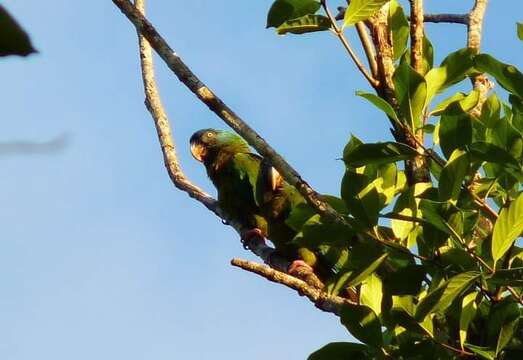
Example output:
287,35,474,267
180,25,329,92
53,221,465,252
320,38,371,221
190,141,206,162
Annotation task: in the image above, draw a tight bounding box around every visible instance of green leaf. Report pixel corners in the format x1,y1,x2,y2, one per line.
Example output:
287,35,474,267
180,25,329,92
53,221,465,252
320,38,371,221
469,142,521,170
486,267,523,287
343,0,389,28
343,142,418,167
480,93,502,128
438,103,472,159
341,170,381,226
340,303,383,348
360,273,383,317
466,344,496,360
425,48,475,103
0,5,37,57
460,291,479,349
356,91,400,124
474,54,523,99
430,92,467,116
518,22,523,42
389,0,409,60
266,0,321,28
308,342,368,360
488,299,520,355
393,61,428,130
276,14,331,35
419,199,451,234
438,148,469,202
415,271,480,320
491,192,523,265
333,253,388,294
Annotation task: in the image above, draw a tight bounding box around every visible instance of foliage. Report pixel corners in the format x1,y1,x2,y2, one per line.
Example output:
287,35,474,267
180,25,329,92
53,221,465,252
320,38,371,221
0,5,36,57
263,0,523,358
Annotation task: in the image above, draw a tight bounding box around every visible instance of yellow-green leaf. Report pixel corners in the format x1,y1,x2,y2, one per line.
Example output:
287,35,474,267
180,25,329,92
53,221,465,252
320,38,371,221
492,193,523,265
343,0,389,28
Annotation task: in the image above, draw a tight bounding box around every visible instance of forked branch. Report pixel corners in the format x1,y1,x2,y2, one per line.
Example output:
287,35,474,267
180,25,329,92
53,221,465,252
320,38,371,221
114,0,345,228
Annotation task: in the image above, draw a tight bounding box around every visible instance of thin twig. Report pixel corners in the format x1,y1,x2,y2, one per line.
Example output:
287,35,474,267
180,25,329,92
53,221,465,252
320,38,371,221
321,0,379,88
132,0,323,289
409,0,424,74
231,258,351,315
113,0,345,227
424,14,468,25
355,22,378,77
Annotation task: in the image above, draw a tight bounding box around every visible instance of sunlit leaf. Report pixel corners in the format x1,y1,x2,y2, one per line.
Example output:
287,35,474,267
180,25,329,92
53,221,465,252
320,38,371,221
415,272,480,320
425,48,475,103
343,0,389,28
438,148,469,202
492,192,523,265
518,22,523,42
356,91,400,124
360,273,383,317
389,0,409,60
460,291,479,349
393,61,427,130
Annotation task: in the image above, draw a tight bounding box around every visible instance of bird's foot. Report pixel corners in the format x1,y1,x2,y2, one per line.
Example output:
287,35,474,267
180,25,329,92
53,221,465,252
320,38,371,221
240,228,266,250
287,260,314,276
287,260,324,290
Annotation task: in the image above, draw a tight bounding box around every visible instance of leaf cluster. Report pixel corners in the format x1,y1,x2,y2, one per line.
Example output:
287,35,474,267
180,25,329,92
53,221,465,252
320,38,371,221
264,1,523,359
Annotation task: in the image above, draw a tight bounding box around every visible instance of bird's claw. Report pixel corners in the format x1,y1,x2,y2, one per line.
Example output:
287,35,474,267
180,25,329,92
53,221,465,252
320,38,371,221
287,260,314,276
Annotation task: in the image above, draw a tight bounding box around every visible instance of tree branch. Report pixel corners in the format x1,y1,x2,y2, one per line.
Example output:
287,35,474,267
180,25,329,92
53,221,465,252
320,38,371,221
424,14,468,25
132,0,324,291
114,0,345,228
321,1,379,88
231,258,350,316
468,0,493,116
355,22,378,78
409,0,424,74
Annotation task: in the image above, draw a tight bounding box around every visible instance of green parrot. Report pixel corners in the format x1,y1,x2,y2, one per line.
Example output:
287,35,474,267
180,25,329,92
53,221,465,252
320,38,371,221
189,128,319,275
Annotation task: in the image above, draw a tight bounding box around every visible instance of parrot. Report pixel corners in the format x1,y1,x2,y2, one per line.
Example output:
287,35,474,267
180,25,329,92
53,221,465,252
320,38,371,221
189,128,319,275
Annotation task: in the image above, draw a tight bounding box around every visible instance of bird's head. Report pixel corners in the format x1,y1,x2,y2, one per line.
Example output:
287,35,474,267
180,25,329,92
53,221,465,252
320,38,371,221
190,129,249,162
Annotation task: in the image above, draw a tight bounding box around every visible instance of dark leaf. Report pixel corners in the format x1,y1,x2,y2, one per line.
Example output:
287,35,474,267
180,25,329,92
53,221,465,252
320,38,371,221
308,342,368,360
276,14,331,35
266,0,321,28
340,303,383,348
343,142,418,167
0,5,37,57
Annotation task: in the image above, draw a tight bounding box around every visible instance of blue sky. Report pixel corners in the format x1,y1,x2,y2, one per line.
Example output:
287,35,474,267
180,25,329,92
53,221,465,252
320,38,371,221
0,1,521,359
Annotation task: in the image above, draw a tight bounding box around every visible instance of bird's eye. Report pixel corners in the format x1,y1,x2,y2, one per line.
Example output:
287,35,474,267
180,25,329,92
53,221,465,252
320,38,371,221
206,132,214,137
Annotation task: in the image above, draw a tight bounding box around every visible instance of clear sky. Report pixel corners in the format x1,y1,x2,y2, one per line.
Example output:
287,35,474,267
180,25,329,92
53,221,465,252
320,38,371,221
0,1,521,359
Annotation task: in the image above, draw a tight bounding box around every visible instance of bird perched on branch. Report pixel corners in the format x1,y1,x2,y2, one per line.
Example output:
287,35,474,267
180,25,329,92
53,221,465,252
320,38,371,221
189,128,317,275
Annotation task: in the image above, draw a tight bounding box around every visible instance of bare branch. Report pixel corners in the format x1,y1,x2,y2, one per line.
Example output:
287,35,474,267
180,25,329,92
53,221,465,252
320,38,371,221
114,0,345,227
321,1,379,88
424,14,468,25
409,0,424,74
468,0,493,115
355,22,378,77
231,258,350,316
